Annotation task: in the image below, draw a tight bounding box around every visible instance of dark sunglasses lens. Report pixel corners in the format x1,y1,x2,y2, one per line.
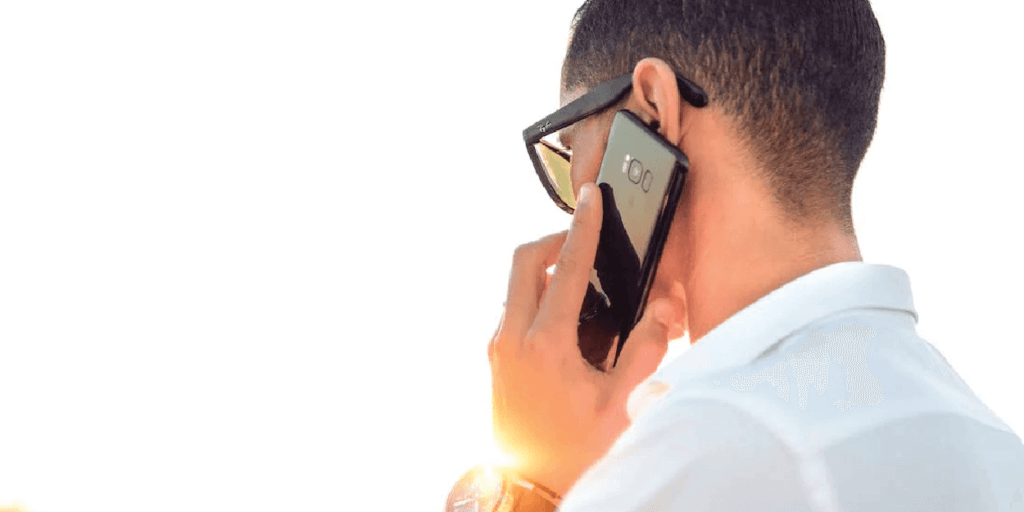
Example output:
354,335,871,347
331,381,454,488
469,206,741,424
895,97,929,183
534,140,575,210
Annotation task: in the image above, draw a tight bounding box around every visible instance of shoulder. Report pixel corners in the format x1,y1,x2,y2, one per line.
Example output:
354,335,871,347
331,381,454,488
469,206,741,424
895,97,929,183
560,398,815,512
560,307,1024,512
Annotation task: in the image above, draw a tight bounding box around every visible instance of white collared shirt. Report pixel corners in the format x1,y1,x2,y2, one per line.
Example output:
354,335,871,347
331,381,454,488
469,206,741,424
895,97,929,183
560,262,1024,512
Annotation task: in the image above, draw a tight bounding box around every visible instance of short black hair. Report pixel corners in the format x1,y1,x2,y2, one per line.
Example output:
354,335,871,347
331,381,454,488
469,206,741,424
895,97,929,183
563,0,885,233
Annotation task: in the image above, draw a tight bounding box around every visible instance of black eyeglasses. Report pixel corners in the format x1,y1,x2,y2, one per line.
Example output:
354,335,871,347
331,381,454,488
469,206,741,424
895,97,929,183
522,73,708,214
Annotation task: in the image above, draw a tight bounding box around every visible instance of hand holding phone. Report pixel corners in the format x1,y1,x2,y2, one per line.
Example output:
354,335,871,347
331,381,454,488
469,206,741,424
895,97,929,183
489,181,676,497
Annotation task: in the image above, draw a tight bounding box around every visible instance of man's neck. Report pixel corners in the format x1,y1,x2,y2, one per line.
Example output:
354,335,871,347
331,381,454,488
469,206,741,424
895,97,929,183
685,216,863,345
665,110,863,345
664,159,863,345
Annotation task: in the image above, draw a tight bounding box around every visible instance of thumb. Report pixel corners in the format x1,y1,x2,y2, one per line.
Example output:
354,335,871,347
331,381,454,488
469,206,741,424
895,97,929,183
610,299,674,397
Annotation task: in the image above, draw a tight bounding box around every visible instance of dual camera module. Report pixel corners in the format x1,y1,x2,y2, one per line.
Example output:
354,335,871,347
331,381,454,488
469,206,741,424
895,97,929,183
621,154,654,192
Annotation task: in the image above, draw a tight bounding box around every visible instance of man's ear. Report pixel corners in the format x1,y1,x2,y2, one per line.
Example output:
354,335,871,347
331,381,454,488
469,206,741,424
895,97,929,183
630,58,684,146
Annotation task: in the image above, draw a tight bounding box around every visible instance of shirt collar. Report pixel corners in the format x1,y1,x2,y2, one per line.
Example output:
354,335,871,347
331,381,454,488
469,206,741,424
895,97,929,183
651,261,918,387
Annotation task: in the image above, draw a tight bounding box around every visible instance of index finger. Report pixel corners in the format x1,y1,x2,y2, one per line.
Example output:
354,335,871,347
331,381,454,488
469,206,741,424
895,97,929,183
536,182,603,330
502,231,568,341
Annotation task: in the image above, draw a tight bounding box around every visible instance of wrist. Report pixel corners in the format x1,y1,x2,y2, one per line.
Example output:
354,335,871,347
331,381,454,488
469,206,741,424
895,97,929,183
507,472,563,509
510,454,594,500
511,466,572,501
445,465,562,512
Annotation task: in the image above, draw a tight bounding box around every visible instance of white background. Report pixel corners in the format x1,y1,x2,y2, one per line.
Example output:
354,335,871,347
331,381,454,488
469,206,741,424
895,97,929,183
1,1,1022,511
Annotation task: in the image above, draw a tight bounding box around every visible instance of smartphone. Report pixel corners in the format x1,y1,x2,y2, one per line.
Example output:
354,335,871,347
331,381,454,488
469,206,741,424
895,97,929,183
576,110,689,369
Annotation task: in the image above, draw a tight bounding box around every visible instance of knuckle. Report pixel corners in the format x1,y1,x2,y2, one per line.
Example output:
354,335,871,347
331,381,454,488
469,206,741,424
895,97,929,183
490,332,506,358
490,329,519,362
522,330,565,366
511,243,537,267
555,251,583,277
518,330,540,354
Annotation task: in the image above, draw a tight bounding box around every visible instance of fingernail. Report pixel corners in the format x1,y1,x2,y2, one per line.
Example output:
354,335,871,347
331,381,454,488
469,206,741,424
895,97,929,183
578,183,591,206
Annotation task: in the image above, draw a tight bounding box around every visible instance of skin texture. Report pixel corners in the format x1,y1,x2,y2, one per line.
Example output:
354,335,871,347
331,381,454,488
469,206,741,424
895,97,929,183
488,57,863,496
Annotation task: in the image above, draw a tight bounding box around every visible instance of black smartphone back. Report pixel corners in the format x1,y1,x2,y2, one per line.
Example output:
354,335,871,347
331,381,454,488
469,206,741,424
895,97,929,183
577,110,688,369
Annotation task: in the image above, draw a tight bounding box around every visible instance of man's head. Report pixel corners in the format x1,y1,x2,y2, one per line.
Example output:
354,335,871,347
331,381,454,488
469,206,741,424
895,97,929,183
554,0,881,343
561,0,885,235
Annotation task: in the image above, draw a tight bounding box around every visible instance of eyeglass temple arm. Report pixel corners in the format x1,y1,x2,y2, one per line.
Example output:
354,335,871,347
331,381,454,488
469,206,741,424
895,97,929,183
522,75,634,143
523,73,708,143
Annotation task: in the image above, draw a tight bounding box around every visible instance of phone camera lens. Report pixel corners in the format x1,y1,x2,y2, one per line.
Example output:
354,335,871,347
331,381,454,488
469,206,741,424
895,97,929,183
628,160,643,184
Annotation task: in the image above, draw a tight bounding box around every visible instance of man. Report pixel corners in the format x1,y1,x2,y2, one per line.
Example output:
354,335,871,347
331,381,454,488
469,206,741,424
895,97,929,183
486,0,1024,510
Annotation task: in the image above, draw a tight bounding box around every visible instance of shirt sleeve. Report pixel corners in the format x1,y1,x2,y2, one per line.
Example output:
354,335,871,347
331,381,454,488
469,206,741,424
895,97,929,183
558,398,815,512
